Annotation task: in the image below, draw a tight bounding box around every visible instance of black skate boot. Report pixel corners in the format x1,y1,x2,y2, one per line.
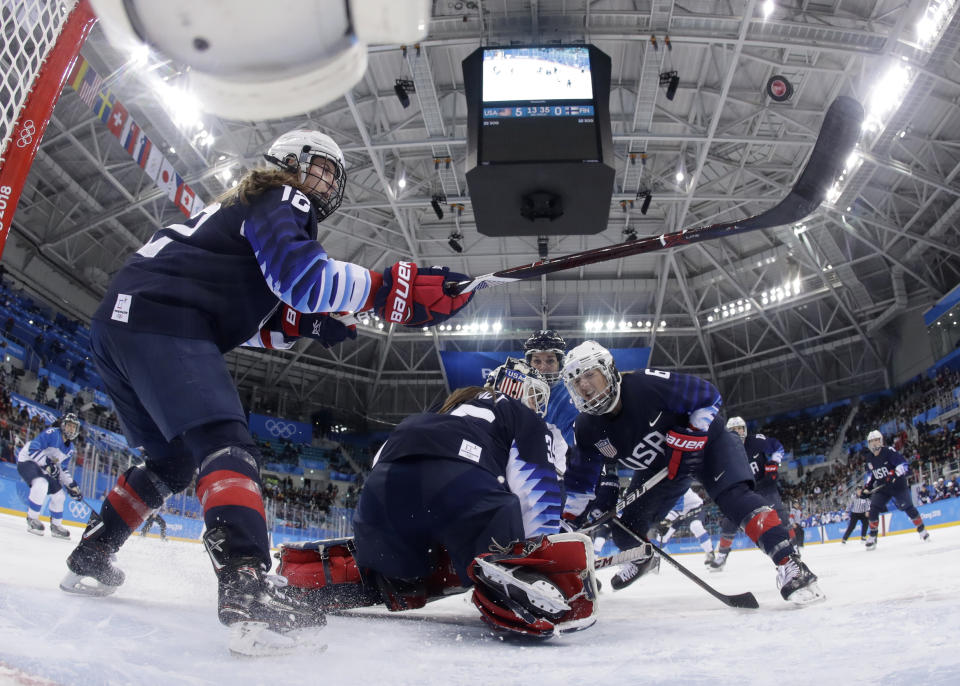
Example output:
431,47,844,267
610,551,660,591
204,528,324,655
776,554,824,605
704,550,715,566
709,549,729,572
49,522,71,539
60,512,125,596
26,517,45,536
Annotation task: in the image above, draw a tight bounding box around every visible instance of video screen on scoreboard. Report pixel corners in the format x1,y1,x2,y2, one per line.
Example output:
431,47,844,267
479,46,601,164
481,47,593,102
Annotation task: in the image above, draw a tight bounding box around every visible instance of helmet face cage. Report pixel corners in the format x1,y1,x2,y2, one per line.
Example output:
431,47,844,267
267,130,346,222
726,416,747,441
61,413,80,441
867,430,883,450
523,330,567,385
488,358,551,418
561,341,621,415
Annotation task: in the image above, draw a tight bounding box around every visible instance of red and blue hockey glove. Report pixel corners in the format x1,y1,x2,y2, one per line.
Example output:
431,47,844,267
665,427,708,480
764,462,779,479
375,262,474,327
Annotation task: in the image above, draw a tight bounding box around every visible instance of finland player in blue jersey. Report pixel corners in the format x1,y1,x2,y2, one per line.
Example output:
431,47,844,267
561,341,823,604
863,429,929,550
276,360,599,638
61,129,474,644
17,413,83,538
708,416,794,571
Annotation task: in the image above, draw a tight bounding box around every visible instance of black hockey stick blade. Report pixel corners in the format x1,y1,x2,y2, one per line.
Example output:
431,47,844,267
611,519,760,610
444,95,864,296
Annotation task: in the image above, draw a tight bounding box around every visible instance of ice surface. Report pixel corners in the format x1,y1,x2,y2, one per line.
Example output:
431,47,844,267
0,514,957,686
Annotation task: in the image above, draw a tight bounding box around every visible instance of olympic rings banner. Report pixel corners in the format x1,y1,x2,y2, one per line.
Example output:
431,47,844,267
249,413,312,445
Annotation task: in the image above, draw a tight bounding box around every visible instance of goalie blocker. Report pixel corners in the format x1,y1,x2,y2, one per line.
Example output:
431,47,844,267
278,533,598,638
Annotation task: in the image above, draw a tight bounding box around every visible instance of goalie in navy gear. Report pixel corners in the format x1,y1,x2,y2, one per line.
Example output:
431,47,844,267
708,417,793,571
18,413,83,538
862,430,929,550
277,360,600,638
561,341,823,604
60,129,473,644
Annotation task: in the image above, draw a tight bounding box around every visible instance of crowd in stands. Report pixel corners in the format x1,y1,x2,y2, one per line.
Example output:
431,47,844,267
759,405,848,462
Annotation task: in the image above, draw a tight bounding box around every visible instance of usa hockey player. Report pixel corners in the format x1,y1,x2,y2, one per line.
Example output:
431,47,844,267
709,416,792,571
561,341,823,604
60,128,474,649
278,360,599,638
17,413,83,538
863,429,929,550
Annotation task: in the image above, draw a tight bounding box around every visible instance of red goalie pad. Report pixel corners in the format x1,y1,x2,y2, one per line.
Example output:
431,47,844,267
467,533,598,638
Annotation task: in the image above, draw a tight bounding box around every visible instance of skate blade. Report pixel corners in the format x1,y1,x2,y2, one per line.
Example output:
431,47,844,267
26,528,44,537
785,581,826,606
59,571,119,597
228,622,328,657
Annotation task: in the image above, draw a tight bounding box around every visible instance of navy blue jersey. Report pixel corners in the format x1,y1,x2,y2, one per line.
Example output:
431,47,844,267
574,370,723,477
865,446,910,486
93,186,375,352
743,433,785,484
373,391,563,537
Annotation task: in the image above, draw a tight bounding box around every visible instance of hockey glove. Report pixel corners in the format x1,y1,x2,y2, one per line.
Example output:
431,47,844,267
66,481,82,501
665,427,708,480
894,462,909,478
43,458,61,480
247,304,357,350
574,471,620,528
374,262,474,327
764,462,779,479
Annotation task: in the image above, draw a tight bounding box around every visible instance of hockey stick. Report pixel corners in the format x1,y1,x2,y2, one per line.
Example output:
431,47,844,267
437,95,864,297
579,466,670,531
611,518,760,610
594,542,653,570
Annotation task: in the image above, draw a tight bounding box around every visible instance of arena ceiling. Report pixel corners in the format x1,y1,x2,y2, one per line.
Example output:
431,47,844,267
7,0,960,429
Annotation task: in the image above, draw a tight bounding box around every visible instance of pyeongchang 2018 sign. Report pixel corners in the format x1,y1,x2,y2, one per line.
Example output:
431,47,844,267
439,347,652,391
248,413,312,445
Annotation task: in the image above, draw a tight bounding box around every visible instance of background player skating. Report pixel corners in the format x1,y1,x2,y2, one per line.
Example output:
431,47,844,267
863,430,929,550
17,413,83,538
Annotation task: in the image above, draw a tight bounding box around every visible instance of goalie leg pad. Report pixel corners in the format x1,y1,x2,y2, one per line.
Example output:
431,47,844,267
277,538,383,612
467,533,598,638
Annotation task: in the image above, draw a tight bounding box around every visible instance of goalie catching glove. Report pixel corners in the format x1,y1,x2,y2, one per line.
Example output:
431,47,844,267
375,262,474,327
467,533,598,638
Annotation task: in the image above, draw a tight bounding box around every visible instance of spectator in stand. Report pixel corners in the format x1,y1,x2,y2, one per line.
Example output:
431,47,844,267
55,384,67,411
35,375,49,405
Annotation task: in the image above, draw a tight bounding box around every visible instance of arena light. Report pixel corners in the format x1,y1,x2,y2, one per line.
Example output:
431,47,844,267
762,0,775,19
863,63,913,132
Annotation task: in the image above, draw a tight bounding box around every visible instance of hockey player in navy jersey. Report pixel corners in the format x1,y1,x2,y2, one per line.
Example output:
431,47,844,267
17,413,83,538
863,429,929,550
277,359,599,638
60,129,474,647
708,416,793,570
561,341,823,604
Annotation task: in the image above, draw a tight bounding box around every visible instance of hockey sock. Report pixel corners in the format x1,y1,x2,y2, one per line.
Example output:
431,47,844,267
741,506,793,563
911,517,925,532
689,520,713,553
97,465,170,550
868,520,879,536
197,445,270,568
717,536,734,553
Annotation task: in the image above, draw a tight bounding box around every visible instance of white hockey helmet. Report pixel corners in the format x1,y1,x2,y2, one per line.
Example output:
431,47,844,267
486,358,551,418
867,429,883,443
265,129,346,221
726,416,747,440
562,341,621,415
88,0,429,120
61,413,81,441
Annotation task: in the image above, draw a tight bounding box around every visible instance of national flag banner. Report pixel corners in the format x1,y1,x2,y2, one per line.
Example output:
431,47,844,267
66,57,206,217
496,373,523,398
154,156,179,202
106,100,129,137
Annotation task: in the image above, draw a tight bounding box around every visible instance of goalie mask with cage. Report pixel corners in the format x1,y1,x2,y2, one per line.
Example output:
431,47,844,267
60,413,81,441
485,358,551,418
523,330,567,385
265,129,346,221
726,416,747,442
562,341,621,415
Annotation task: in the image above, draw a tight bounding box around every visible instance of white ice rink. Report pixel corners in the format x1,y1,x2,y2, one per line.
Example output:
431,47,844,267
0,513,958,686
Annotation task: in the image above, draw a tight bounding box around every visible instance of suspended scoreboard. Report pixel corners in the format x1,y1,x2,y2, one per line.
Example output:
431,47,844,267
463,45,615,237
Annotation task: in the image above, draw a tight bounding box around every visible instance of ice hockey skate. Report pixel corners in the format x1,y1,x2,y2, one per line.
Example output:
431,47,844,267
610,552,660,591
777,554,825,605
26,518,45,536
865,534,878,550
708,550,728,571
61,539,125,596
919,529,930,542
704,550,715,566
49,522,71,539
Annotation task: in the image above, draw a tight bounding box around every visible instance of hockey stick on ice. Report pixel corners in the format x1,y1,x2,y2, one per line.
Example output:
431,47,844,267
578,466,670,532
611,518,760,610
439,96,863,296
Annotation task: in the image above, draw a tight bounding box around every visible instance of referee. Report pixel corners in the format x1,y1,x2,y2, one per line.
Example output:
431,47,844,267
841,487,870,543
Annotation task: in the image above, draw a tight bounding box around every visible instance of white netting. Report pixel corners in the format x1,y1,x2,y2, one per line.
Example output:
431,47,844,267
0,0,78,165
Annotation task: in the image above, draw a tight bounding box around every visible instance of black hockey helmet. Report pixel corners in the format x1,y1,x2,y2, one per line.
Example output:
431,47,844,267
523,330,567,385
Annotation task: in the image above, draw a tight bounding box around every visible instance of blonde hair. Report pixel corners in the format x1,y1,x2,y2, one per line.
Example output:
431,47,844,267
215,168,308,206
437,386,487,414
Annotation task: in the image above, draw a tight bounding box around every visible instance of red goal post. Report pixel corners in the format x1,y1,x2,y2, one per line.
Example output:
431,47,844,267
0,0,97,260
